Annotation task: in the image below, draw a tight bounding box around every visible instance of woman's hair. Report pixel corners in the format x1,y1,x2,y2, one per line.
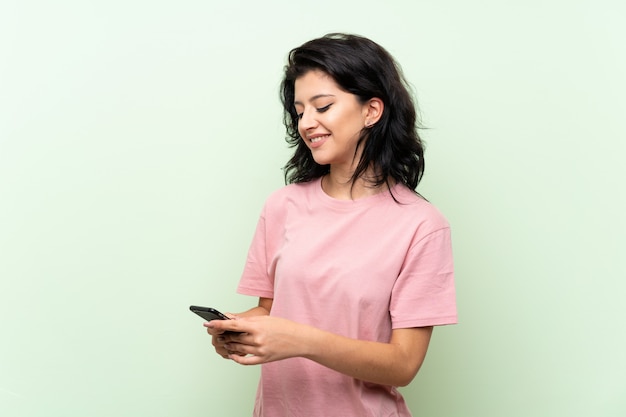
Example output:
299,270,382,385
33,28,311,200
280,33,425,191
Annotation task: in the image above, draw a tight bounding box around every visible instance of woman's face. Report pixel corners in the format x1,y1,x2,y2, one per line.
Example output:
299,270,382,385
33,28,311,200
294,70,370,169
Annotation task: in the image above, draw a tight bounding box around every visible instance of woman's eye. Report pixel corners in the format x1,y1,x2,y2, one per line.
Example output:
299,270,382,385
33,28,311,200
317,104,332,113
295,104,331,120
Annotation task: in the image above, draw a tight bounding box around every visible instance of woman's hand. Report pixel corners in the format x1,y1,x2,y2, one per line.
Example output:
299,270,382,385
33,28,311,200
203,298,273,359
204,314,247,359
205,315,308,365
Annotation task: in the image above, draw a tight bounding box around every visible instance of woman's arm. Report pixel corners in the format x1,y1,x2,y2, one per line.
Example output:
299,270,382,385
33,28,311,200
230,297,273,318
305,325,433,387
208,316,433,387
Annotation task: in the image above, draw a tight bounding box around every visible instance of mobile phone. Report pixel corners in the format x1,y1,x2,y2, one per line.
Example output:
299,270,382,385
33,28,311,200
190,305,242,334
189,305,231,322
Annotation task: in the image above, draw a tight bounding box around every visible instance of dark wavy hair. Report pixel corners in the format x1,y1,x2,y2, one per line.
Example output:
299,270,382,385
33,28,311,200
280,33,425,192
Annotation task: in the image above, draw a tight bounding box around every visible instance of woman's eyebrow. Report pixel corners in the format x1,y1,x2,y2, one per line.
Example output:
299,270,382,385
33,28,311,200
294,94,336,106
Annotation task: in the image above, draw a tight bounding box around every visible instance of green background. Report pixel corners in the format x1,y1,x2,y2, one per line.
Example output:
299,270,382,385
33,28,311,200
1,1,624,416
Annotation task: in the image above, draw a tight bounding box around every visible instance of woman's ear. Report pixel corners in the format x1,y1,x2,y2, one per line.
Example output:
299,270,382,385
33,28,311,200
364,97,384,127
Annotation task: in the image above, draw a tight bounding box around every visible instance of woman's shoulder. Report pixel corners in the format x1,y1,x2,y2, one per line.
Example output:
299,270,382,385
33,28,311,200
268,180,315,198
262,180,318,210
390,184,450,229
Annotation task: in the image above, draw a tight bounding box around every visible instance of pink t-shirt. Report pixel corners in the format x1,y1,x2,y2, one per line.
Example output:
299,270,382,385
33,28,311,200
237,178,457,417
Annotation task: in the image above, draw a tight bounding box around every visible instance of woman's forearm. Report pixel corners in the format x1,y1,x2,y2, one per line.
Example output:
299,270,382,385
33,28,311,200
220,316,433,386
213,305,432,387
301,325,433,387
234,297,273,318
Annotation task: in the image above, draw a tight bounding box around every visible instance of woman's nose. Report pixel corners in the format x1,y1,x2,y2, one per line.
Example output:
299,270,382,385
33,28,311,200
298,109,318,131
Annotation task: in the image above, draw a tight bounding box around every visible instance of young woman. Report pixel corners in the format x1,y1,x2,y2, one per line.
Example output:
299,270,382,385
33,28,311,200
205,33,457,416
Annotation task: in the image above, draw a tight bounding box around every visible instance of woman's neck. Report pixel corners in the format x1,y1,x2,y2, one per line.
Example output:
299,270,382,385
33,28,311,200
321,169,388,200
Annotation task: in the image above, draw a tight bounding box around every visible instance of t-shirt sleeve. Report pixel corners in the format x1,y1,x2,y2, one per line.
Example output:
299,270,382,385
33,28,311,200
390,226,457,328
237,205,276,299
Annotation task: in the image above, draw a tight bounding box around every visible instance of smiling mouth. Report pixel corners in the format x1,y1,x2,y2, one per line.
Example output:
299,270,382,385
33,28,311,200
309,135,329,143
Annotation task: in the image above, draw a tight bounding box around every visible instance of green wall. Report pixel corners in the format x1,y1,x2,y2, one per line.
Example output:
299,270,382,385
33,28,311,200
1,1,624,416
